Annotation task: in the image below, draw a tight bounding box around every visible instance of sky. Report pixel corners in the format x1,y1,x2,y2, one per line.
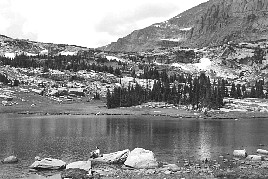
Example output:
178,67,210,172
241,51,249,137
0,0,208,48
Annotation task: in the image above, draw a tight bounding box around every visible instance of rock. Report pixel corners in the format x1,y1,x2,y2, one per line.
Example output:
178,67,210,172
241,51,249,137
260,162,268,169
89,147,101,159
2,156,18,164
164,170,172,175
124,148,158,169
61,168,93,179
90,149,130,164
66,161,92,171
257,149,268,155
29,169,38,172
29,158,66,170
163,164,180,172
34,156,42,161
246,155,263,161
233,149,247,158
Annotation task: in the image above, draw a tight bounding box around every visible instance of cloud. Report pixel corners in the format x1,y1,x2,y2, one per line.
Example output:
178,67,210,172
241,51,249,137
95,2,179,37
0,0,38,41
0,0,209,48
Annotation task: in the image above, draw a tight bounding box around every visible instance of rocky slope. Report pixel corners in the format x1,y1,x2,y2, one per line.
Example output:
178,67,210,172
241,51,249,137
0,34,93,58
102,0,268,52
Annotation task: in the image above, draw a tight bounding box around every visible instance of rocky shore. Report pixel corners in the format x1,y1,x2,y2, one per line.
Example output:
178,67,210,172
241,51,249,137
3,147,268,179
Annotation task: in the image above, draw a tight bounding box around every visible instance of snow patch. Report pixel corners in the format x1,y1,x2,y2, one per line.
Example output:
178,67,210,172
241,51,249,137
26,52,37,56
161,38,182,42
60,51,77,56
106,55,126,62
4,53,16,59
171,63,193,71
180,27,192,31
194,58,211,70
40,49,48,55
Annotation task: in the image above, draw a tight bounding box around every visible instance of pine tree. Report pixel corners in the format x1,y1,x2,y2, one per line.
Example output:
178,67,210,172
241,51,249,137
236,84,242,99
230,83,237,98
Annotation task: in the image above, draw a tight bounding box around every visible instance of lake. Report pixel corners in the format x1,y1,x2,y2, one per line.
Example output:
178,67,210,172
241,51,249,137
0,114,267,178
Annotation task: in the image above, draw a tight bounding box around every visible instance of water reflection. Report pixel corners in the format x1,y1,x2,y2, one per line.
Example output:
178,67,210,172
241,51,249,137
0,115,268,178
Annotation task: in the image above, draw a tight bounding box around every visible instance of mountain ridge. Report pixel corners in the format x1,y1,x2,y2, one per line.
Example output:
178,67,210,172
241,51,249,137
0,34,93,58
101,0,268,52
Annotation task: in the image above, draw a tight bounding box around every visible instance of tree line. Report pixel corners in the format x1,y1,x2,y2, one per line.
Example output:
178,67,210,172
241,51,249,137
107,73,225,110
0,54,122,77
107,71,268,109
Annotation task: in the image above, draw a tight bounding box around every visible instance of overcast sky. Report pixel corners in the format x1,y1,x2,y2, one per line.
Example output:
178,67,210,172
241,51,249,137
0,0,207,48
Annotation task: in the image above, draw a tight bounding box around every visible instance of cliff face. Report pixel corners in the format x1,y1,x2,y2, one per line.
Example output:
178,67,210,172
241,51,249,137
103,0,268,52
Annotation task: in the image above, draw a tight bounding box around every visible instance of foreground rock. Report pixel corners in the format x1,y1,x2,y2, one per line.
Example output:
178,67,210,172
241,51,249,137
246,155,263,161
66,161,91,172
29,158,66,170
124,148,158,169
233,149,247,158
2,156,18,164
257,149,268,155
66,161,92,171
91,149,130,164
61,168,93,179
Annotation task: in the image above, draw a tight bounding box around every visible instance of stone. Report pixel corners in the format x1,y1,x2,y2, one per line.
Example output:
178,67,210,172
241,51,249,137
29,169,38,172
164,170,172,175
29,158,66,170
163,164,180,172
257,149,268,155
246,155,263,161
66,161,92,171
124,148,158,169
90,149,130,164
233,149,247,158
34,156,41,161
61,168,93,179
260,162,268,169
2,156,18,164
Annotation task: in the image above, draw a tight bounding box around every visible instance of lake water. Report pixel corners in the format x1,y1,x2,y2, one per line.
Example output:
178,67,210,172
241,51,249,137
0,114,268,178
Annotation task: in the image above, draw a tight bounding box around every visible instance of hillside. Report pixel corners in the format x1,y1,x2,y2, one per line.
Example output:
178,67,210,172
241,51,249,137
0,34,93,58
102,0,268,52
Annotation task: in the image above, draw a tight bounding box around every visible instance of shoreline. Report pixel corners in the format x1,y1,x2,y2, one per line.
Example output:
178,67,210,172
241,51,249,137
1,100,268,120
2,100,268,178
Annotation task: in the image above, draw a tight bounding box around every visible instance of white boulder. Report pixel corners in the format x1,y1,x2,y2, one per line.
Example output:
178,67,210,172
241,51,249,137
29,158,66,170
246,155,264,161
66,161,91,171
91,149,130,164
257,149,268,155
124,148,158,169
233,149,247,158
2,156,18,164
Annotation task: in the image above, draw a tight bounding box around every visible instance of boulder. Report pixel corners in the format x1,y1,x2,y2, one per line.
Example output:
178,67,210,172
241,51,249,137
246,155,264,161
124,148,158,169
257,149,268,155
91,149,130,164
163,163,180,172
29,158,66,170
66,161,92,171
2,156,18,164
61,168,93,179
233,149,247,158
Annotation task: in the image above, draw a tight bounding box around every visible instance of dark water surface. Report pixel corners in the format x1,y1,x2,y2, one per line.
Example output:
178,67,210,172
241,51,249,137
0,114,267,178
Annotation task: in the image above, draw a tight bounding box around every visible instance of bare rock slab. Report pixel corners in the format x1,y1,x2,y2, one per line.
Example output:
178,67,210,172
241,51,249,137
61,168,93,179
66,161,92,171
29,158,66,170
2,156,18,164
91,149,130,164
124,148,158,169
